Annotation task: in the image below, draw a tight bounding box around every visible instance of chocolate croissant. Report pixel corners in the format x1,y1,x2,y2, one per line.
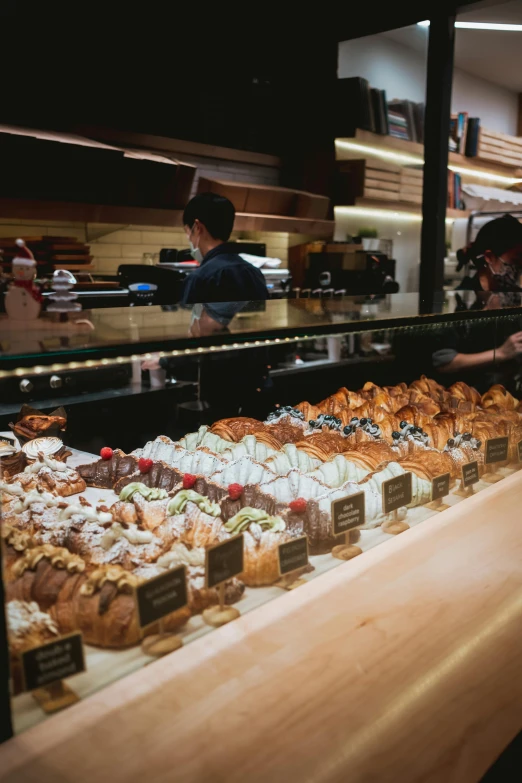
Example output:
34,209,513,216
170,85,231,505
6,546,189,648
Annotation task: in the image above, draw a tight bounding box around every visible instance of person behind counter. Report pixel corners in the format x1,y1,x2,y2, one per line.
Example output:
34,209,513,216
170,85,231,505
432,214,522,392
142,192,271,418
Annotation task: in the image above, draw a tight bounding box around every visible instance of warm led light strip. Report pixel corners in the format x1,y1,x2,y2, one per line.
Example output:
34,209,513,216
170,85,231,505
335,140,522,185
335,205,422,222
418,20,522,31
0,332,368,379
335,205,459,224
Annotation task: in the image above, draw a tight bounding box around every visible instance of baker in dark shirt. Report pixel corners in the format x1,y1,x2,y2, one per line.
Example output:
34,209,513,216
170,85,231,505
181,192,267,321
142,192,271,418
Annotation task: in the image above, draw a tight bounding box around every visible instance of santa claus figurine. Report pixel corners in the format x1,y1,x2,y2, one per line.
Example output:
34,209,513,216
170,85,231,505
5,239,42,320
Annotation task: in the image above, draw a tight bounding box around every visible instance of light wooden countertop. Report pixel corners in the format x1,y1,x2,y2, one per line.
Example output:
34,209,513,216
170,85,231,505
2,471,522,783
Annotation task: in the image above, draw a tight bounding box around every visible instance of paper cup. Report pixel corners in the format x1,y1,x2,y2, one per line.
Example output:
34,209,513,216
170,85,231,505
150,369,167,388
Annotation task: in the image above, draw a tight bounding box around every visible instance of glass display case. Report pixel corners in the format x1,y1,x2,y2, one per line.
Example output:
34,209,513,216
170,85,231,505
2,294,522,743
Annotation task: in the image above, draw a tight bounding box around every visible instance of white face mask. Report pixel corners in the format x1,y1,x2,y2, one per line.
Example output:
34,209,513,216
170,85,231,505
188,224,204,263
189,240,204,263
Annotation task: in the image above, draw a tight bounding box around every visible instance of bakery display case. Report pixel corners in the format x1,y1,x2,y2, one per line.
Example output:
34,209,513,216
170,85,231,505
2,293,522,744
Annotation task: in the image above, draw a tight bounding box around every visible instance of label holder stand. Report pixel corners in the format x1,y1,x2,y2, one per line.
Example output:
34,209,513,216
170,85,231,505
32,681,79,714
202,582,240,628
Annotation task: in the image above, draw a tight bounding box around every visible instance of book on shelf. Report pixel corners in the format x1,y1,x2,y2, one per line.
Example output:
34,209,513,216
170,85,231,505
447,171,463,210
465,117,480,157
450,112,469,154
370,88,389,135
336,76,375,136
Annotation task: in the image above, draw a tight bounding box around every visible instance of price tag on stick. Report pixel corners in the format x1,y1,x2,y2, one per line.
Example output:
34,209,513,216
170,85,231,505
331,492,366,561
135,566,188,630
203,535,244,628
278,536,309,576
456,460,479,496
331,491,365,538
21,632,85,713
426,472,451,512
382,472,412,516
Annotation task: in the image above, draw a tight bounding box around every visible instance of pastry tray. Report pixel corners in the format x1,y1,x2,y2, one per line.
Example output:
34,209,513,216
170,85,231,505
9,447,520,734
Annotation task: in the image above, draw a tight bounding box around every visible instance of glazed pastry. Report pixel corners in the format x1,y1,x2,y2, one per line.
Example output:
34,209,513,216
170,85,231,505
409,375,447,399
7,600,60,694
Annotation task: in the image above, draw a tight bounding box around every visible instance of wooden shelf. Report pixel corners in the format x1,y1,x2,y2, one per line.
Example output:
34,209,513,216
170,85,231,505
336,197,469,219
53,263,94,271
0,199,334,237
336,128,522,180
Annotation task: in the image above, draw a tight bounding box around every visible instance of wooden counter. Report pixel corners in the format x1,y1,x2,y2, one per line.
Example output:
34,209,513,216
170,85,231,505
2,471,522,782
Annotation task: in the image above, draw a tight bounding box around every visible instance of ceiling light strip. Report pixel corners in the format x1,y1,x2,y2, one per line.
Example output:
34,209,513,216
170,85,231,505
418,21,522,31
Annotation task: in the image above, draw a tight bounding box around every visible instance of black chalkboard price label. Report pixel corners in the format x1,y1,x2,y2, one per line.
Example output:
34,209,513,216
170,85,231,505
21,633,85,693
278,536,309,576
206,534,244,589
135,566,188,629
431,472,450,502
331,491,365,536
461,460,479,488
382,472,412,514
485,437,509,465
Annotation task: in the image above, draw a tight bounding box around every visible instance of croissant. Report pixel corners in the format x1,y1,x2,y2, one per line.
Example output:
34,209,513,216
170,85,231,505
7,600,61,695
394,406,434,430
294,401,322,422
409,375,446,398
264,423,304,446
359,381,385,399
77,450,139,489
482,384,519,410
336,388,366,409
351,402,390,423
447,382,481,406
384,382,408,396
6,547,190,648
399,450,454,482
209,417,266,443
316,389,351,415
294,433,349,461
422,420,454,451
167,502,224,548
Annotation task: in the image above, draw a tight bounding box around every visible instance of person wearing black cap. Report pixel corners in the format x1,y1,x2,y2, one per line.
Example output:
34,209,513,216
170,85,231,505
432,214,522,392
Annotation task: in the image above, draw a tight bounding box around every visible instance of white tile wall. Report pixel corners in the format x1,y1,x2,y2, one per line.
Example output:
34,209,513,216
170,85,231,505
0,156,291,273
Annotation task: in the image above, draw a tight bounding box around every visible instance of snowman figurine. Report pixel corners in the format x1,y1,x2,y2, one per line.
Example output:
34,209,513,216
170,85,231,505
5,239,42,321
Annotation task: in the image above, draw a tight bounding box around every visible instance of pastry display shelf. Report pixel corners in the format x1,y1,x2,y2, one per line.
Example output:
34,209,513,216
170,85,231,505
3,468,522,782
1,294,521,375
